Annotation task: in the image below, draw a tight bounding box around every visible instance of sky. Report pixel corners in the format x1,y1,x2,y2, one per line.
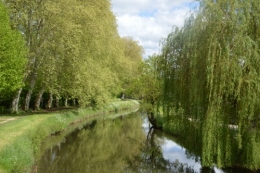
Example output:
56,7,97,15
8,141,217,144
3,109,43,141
110,0,199,58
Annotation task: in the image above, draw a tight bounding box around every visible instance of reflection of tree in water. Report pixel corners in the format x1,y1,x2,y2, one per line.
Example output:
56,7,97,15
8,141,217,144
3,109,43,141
37,115,146,173
155,128,201,165
124,127,197,173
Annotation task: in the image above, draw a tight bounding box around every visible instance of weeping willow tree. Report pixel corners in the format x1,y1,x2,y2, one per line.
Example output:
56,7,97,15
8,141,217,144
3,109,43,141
159,0,260,170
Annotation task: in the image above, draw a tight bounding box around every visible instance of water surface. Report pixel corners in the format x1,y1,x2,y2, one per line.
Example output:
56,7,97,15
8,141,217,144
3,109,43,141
37,112,253,173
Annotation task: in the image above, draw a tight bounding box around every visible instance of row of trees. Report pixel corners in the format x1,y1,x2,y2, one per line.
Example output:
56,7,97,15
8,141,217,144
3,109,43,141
142,0,260,170
0,0,143,113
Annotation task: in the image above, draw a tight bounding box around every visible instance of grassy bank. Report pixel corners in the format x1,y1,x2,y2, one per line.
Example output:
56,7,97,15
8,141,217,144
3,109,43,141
0,100,139,173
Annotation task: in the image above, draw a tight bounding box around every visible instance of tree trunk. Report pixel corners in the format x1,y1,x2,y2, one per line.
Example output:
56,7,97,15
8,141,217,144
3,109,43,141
55,96,60,108
11,88,23,114
10,74,28,114
147,112,162,129
64,98,68,107
47,93,53,109
121,93,125,100
24,74,37,111
34,88,44,110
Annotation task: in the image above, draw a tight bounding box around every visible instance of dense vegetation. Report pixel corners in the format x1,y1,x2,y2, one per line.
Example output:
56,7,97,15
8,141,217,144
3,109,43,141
2,0,260,171
0,2,27,104
0,0,143,113
139,0,260,170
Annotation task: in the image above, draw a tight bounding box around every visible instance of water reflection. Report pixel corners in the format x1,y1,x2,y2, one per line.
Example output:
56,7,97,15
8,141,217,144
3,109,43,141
125,126,199,173
37,113,254,173
37,114,145,173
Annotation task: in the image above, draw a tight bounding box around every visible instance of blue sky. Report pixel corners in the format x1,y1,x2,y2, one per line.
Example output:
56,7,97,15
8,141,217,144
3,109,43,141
111,0,200,58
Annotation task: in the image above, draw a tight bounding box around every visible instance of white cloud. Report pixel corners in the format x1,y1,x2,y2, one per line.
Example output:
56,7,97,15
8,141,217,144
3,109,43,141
111,0,199,58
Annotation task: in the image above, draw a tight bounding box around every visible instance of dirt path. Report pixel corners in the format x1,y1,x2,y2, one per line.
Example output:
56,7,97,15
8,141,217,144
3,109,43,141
0,118,16,124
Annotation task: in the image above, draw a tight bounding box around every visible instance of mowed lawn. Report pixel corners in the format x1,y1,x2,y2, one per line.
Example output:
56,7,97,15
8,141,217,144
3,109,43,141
0,114,58,173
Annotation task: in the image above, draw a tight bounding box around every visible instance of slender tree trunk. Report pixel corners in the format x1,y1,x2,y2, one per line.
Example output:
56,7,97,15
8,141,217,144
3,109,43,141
121,93,125,100
24,74,37,111
147,112,162,129
55,96,60,108
47,93,53,109
64,98,68,107
11,88,23,114
34,88,45,110
10,74,28,114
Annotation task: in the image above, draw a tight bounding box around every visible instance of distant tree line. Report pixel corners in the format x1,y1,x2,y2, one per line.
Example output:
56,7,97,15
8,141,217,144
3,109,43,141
0,0,143,113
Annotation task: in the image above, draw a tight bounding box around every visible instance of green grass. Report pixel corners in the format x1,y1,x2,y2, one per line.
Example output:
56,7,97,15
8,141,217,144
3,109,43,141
0,100,139,173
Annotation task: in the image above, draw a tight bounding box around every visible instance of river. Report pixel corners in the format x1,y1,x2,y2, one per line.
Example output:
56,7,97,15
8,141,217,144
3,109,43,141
36,111,253,173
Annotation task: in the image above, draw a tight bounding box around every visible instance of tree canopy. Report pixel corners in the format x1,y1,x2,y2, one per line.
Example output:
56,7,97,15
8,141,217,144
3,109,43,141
0,2,27,100
150,0,260,169
0,0,143,112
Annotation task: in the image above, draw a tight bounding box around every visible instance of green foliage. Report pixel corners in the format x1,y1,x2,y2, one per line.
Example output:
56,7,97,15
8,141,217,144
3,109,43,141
126,54,161,105
154,0,260,170
0,2,27,99
0,0,143,112
119,36,144,97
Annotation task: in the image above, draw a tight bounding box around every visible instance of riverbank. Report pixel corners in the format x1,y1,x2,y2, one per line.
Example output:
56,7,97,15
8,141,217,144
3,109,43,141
0,100,139,173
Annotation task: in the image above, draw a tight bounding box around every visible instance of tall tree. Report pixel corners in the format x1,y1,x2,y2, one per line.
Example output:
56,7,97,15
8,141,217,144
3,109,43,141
3,0,144,112
158,0,260,169
0,2,27,102
119,36,144,98
4,0,51,112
